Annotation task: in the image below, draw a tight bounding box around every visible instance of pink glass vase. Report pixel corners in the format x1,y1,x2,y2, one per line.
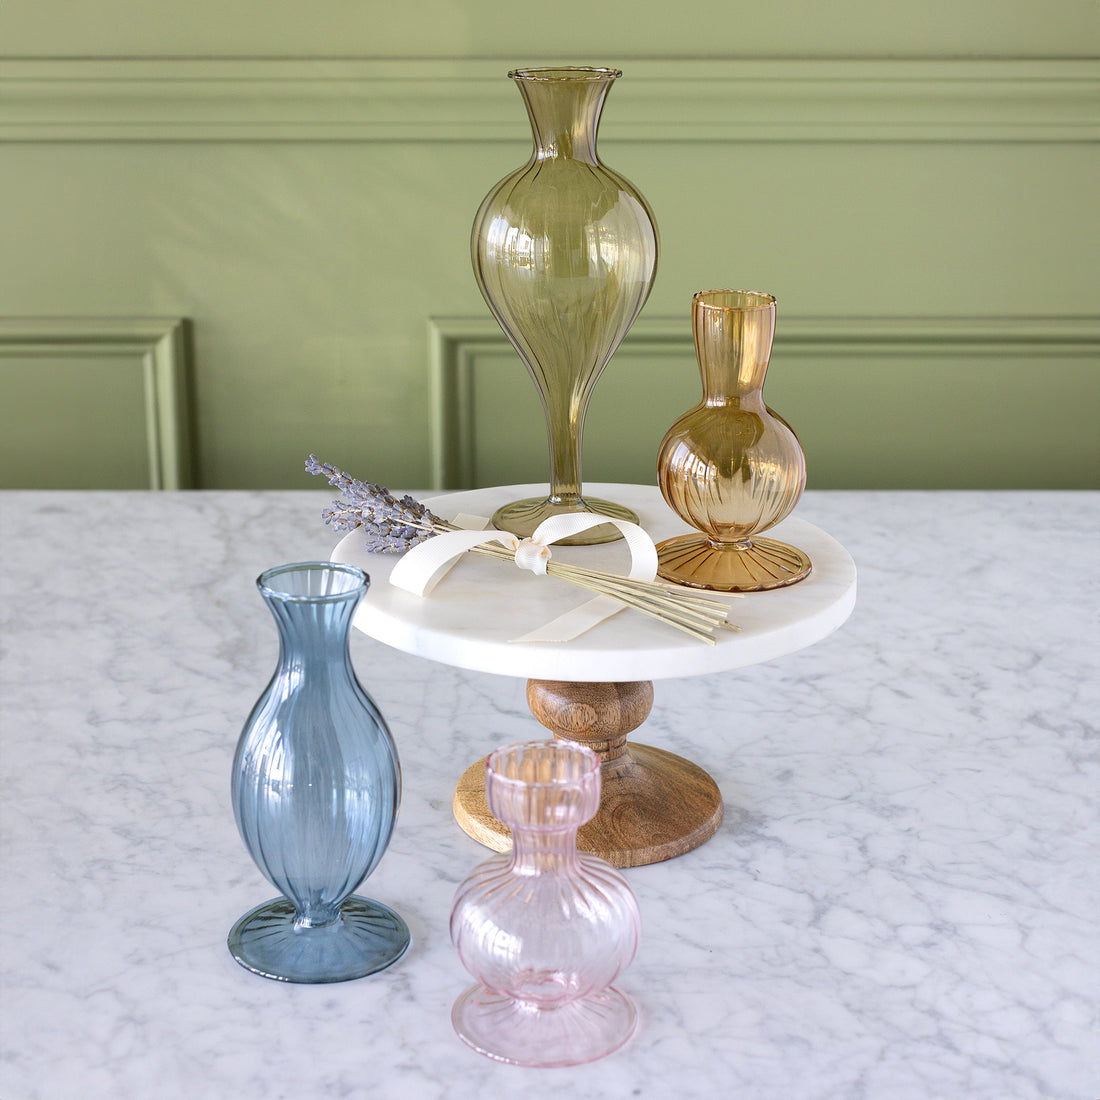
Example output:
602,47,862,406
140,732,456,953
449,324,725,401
450,741,641,1067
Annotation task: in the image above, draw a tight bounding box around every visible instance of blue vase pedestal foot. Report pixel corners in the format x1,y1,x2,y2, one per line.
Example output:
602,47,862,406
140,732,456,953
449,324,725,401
451,984,638,1068
228,895,410,983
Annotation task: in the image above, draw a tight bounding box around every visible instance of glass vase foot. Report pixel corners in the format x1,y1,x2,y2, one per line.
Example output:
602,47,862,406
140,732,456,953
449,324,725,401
492,496,639,544
656,533,812,592
228,895,410,983
452,984,638,1067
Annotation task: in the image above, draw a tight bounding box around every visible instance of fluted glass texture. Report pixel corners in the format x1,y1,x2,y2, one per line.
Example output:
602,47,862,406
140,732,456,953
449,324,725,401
228,562,409,982
472,67,659,542
656,290,812,591
451,741,641,1066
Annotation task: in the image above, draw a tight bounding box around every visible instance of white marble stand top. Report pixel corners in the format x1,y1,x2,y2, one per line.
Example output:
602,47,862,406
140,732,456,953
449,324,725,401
1,490,1096,1100
332,483,857,682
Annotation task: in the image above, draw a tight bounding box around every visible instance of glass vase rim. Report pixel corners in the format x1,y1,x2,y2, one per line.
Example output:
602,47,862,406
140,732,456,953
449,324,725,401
508,66,622,83
256,560,369,602
694,288,777,313
486,739,600,789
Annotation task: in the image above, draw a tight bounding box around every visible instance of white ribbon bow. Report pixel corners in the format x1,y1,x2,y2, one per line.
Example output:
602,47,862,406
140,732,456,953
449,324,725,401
388,512,659,643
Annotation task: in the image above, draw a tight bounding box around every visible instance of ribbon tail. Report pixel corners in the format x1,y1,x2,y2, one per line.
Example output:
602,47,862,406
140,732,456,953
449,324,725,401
511,595,625,643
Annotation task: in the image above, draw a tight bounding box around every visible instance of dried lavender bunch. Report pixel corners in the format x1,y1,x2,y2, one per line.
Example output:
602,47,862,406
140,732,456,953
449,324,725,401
305,455,443,553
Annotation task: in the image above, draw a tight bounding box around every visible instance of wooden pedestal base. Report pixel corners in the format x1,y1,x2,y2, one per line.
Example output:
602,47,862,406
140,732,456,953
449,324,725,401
452,679,724,868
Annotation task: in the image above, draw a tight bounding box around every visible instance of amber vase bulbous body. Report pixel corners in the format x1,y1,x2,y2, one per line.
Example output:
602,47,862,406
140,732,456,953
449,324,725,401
472,67,659,545
656,290,811,592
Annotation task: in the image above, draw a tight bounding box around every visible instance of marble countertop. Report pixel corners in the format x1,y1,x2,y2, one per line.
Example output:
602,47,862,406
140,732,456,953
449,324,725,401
1,489,1096,1099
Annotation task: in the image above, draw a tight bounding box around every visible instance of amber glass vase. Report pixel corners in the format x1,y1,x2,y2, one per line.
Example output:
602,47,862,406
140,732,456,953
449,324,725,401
472,67,659,545
656,290,811,592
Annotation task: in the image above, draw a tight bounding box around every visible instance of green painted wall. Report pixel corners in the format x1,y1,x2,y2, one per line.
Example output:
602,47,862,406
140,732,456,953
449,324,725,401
1,3,1097,490
2,0,1097,58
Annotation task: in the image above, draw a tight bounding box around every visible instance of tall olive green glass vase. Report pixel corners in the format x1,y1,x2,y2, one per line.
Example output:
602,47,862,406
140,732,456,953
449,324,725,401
472,67,659,545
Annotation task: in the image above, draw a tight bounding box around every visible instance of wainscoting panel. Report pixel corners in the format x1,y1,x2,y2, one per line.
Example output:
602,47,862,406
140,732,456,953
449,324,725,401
429,316,1100,491
0,318,193,489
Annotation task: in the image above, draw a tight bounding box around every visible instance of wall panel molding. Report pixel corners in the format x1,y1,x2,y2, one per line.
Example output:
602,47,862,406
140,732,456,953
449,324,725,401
0,317,193,489
1,58,1095,143
428,314,1100,490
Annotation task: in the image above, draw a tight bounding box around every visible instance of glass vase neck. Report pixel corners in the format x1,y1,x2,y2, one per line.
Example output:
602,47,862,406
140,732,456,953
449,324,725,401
692,289,777,405
257,562,368,666
509,826,580,874
510,67,620,164
485,741,601,872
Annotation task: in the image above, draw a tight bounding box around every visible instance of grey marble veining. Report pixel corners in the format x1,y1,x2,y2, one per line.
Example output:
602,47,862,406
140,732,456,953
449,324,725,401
0,490,1096,1099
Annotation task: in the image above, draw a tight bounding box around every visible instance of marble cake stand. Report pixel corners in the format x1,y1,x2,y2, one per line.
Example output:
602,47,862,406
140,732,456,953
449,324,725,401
333,483,856,868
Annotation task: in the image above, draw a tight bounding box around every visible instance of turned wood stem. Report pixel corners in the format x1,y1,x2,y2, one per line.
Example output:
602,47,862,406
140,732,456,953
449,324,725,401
525,679,654,763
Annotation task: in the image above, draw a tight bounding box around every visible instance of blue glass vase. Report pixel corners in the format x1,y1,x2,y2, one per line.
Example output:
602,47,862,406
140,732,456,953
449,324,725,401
228,561,410,983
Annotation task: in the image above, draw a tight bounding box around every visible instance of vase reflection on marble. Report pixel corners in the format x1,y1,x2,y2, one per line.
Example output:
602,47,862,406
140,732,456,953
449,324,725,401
228,561,409,983
450,740,641,1066
472,66,659,545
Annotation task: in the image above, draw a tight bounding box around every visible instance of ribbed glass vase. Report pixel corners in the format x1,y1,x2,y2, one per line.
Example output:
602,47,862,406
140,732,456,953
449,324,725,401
656,290,812,591
451,740,641,1066
228,562,409,983
472,66,659,545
